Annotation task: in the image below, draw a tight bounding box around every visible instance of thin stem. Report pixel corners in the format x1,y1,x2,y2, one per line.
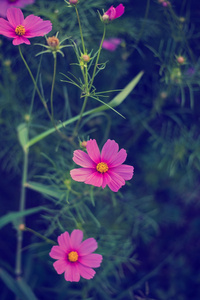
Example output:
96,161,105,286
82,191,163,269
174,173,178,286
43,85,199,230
24,226,57,245
19,46,74,144
75,6,86,53
50,54,57,119
73,95,88,137
15,148,29,279
18,45,52,120
89,25,106,91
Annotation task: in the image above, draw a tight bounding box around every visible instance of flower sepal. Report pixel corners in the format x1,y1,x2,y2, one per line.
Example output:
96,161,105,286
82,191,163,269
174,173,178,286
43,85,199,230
35,33,71,58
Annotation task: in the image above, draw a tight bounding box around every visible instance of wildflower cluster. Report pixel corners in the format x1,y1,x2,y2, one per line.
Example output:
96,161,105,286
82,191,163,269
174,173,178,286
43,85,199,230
0,1,134,285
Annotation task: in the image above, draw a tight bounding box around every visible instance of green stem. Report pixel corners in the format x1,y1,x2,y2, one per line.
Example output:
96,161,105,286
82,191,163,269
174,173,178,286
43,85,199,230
75,6,86,53
72,25,106,137
15,147,29,279
89,25,106,91
24,227,57,245
50,54,57,119
73,95,88,137
18,45,52,120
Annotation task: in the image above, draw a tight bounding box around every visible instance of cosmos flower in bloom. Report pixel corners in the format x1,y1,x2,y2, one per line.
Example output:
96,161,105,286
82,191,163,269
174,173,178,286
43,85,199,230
70,139,134,192
0,0,35,18
49,230,103,282
102,4,125,21
102,38,121,51
0,7,52,45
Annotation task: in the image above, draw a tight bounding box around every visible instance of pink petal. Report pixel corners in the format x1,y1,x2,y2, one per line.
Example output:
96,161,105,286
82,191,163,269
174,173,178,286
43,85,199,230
49,245,66,260
115,4,125,18
78,264,96,280
23,16,52,37
109,149,127,167
58,231,71,251
13,36,30,45
23,15,44,30
0,18,15,38
53,259,68,274
64,263,80,282
72,150,96,168
84,171,103,187
79,253,103,268
101,172,112,189
111,165,134,180
70,168,95,182
101,139,119,164
78,238,98,256
86,139,101,164
105,6,116,20
70,229,83,249
7,7,24,28
107,171,125,192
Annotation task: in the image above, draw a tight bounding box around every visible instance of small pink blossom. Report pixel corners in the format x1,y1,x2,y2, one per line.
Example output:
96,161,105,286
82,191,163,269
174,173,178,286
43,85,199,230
102,38,121,51
0,7,52,45
49,230,103,282
0,0,35,18
102,4,125,21
70,139,134,192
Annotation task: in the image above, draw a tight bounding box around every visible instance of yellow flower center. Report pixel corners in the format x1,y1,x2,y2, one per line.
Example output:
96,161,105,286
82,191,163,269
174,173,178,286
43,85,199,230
15,25,25,36
96,162,109,173
68,251,78,262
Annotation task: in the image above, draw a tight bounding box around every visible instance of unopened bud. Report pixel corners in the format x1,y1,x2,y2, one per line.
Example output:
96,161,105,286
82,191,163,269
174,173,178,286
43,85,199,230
81,141,87,148
81,54,90,63
47,36,60,50
19,224,25,231
176,56,185,64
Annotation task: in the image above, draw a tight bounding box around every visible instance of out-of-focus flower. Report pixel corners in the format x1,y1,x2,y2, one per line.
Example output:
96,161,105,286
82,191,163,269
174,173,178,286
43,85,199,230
0,0,35,18
0,7,52,45
70,139,134,192
102,4,125,22
49,230,103,282
69,0,78,5
102,38,121,51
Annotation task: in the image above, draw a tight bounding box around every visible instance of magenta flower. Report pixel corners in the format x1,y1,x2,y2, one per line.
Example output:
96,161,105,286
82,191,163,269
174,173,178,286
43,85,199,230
102,38,121,51
70,139,134,192
0,7,52,45
0,0,35,18
49,230,103,282
102,4,125,21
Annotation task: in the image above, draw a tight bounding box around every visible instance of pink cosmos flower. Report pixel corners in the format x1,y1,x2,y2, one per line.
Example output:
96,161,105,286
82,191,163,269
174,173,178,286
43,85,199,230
102,4,125,21
49,230,103,282
0,0,35,18
70,139,134,192
102,38,121,51
0,7,52,45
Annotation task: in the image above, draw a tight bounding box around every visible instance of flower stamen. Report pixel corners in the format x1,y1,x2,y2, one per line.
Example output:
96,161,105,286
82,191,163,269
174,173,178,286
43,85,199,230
15,25,25,36
96,162,109,173
68,251,78,262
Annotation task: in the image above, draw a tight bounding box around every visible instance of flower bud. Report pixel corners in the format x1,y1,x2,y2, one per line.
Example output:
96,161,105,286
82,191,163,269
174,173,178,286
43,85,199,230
81,54,90,63
81,141,87,148
47,36,60,50
19,224,25,231
176,56,185,65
